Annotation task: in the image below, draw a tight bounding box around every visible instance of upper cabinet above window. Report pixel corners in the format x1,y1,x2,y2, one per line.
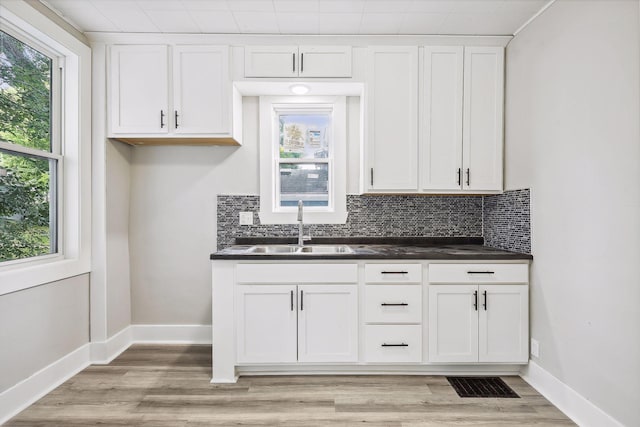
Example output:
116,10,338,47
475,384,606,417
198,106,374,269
108,44,242,146
244,45,352,78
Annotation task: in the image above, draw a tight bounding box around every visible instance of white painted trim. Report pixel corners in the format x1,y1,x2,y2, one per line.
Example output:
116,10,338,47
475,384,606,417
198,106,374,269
0,343,91,425
131,325,212,344
513,0,557,37
90,326,132,364
521,360,624,427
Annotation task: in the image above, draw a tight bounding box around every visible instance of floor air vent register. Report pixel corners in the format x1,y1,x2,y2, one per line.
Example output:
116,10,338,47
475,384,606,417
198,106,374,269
446,376,520,398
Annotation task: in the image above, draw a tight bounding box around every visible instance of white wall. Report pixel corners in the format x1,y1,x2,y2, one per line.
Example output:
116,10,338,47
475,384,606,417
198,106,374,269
0,275,89,392
105,140,132,336
505,1,640,425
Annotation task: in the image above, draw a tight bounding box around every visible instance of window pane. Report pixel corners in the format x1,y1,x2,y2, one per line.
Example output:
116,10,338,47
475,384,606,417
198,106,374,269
279,114,331,160
279,163,328,207
0,30,52,152
0,150,56,262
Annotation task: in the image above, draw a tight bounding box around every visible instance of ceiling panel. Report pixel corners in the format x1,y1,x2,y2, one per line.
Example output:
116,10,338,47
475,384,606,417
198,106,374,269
42,0,552,35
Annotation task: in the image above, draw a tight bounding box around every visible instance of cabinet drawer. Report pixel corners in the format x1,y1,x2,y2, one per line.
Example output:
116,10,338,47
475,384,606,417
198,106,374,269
364,264,422,284
364,285,422,324
364,325,422,363
236,264,358,284
429,264,528,284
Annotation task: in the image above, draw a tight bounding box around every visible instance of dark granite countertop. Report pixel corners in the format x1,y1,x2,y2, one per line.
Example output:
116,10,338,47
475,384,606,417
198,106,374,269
210,237,533,261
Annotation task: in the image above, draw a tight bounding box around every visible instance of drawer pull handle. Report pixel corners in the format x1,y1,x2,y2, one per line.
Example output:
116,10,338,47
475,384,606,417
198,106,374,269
467,271,495,274
381,303,408,306
381,271,409,274
381,343,408,347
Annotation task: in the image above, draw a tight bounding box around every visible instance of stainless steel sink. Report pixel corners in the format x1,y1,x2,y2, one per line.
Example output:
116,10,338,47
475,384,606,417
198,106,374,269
298,245,354,254
247,245,299,254
247,245,354,255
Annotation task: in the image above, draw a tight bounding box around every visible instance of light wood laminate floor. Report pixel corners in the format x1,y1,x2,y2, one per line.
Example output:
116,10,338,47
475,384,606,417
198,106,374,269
7,345,574,426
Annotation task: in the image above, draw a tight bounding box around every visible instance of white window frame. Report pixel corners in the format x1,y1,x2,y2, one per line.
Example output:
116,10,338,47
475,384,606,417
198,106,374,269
0,3,91,295
259,96,347,224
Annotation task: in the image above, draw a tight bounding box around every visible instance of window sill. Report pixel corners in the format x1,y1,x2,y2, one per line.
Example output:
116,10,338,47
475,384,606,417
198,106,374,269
0,256,90,296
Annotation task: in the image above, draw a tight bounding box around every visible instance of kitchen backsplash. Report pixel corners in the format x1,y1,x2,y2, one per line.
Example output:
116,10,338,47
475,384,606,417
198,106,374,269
217,190,531,254
483,189,531,254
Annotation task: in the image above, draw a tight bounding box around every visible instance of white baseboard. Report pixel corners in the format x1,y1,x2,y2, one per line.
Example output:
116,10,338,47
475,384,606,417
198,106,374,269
521,360,624,427
90,326,132,364
0,343,91,425
131,324,212,344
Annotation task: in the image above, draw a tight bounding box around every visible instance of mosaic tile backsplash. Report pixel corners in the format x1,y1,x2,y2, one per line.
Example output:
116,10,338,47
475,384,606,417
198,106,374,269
483,189,531,254
217,195,483,250
217,190,531,254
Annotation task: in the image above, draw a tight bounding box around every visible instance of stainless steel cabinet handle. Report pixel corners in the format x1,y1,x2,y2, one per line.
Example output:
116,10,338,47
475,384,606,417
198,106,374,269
292,53,295,72
301,53,304,72
300,290,304,311
370,168,374,186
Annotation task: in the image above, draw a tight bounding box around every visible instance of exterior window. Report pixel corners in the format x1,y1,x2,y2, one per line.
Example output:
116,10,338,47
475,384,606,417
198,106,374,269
260,97,347,224
278,111,332,209
0,30,60,263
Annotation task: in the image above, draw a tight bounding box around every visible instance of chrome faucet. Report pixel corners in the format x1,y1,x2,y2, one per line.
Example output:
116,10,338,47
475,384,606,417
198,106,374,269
297,200,310,247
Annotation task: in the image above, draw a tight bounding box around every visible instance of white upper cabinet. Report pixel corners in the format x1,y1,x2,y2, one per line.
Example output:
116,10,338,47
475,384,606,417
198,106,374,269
172,45,229,135
109,45,169,135
108,44,240,145
462,47,504,191
365,46,419,192
244,45,352,78
420,46,464,191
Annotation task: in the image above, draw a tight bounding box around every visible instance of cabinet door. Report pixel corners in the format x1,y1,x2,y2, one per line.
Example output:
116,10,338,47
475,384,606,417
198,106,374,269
428,285,478,363
421,46,464,191
244,45,298,77
236,285,297,363
479,285,529,363
462,47,504,191
298,285,358,363
173,45,229,134
109,45,169,134
366,47,419,191
298,46,352,77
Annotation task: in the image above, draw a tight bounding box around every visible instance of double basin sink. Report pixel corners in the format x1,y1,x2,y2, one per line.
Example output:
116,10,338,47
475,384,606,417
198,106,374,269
247,244,354,255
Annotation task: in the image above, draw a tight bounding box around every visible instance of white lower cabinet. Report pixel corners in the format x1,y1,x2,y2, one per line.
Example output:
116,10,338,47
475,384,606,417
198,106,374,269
364,325,422,363
428,284,529,363
236,284,358,364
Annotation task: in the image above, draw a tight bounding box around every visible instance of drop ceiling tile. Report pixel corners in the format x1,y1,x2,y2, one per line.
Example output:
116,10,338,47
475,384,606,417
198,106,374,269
400,12,447,34
406,0,457,13
318,13,362,34
276,12,319,34
227,0,276,12
438,12,515,35
359,13,403,34
145,10,199,32
182,0,230,10
318,0,365,13
233,11,280,33
191,10,240,33
135,0,185,11
99,9,160,32
363,0,411,13
274,0,320,13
